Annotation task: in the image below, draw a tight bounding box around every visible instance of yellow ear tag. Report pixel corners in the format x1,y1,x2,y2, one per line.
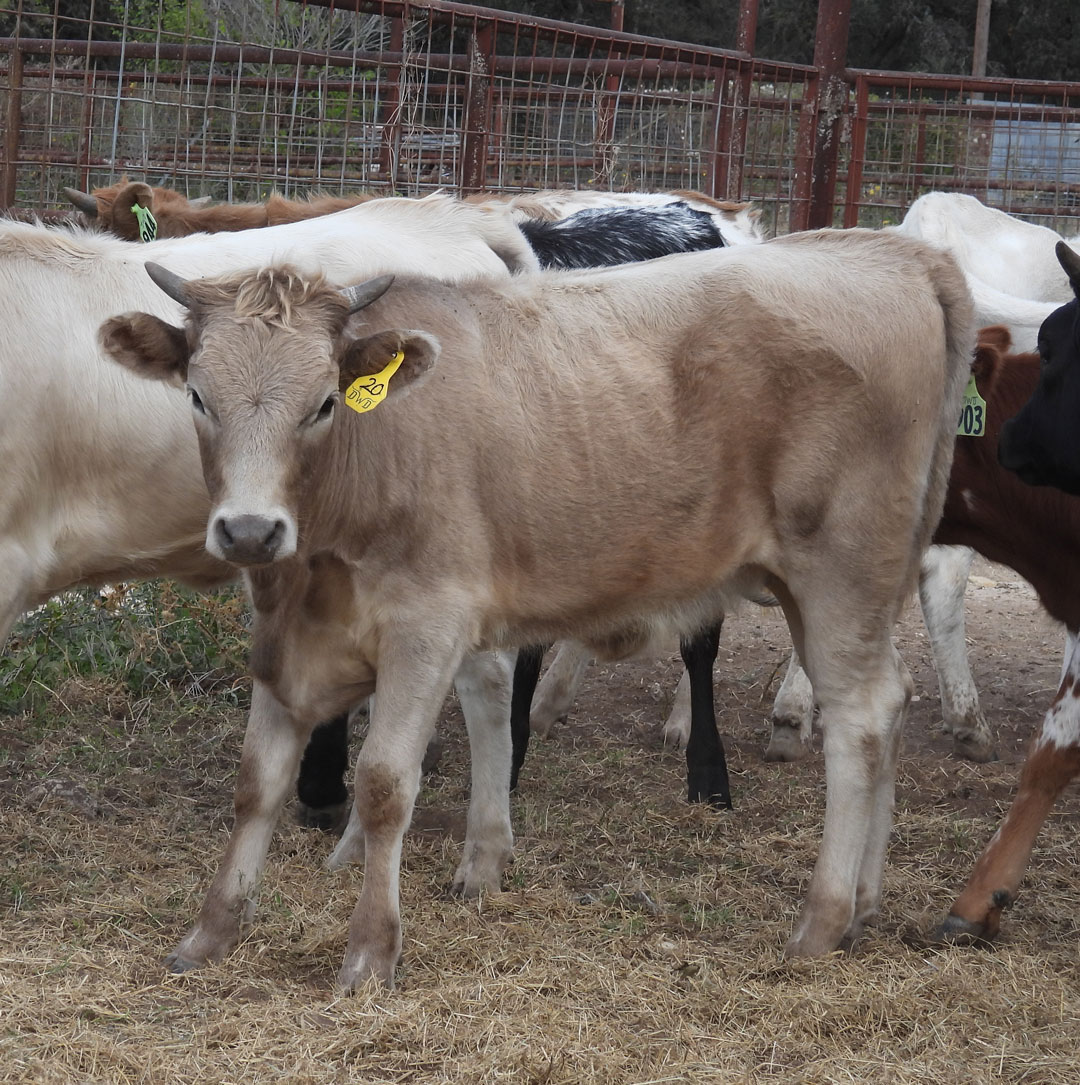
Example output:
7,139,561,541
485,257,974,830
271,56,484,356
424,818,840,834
956,373,987,437
344,350,405,414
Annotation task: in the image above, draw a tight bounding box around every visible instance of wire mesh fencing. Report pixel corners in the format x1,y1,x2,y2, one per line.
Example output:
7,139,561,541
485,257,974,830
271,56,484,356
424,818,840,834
1,0,1078,234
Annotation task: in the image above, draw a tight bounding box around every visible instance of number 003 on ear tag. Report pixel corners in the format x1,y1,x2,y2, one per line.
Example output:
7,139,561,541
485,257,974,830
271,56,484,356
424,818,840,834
344,350,405,414
956,374,986,437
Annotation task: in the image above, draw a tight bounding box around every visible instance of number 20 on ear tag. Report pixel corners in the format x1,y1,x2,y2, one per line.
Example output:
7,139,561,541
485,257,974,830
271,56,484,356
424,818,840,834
344,350,405,414
957,373,986,437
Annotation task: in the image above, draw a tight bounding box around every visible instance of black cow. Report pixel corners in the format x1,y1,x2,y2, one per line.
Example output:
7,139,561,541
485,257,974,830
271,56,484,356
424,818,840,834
998,242,1080,493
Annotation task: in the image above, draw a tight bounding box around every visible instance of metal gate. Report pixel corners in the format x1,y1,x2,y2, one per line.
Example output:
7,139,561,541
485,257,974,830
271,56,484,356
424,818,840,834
1,0,1078,234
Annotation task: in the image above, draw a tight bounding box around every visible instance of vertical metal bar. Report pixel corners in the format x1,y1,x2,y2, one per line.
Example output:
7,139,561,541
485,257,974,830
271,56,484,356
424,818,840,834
808,0,851,229
78,63,96,190
727,0,758,199
843,73,868,226
707,1,757,200
461,22,493,193
595,1,625,186
706,60,731,199
914,108,927,201
2,44,23,209
377,16,405,182
790,71,818,233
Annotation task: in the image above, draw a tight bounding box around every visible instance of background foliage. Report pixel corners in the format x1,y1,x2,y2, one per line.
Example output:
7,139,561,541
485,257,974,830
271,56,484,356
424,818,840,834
499,1,1078,81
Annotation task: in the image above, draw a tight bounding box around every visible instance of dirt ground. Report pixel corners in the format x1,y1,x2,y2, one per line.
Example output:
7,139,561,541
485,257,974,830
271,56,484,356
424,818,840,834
555,555,1062,770
1,558,1078,1083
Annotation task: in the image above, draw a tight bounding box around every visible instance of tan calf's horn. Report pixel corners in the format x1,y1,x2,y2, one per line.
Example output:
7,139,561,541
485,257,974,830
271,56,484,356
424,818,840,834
340,275,396,313
144,261,191,307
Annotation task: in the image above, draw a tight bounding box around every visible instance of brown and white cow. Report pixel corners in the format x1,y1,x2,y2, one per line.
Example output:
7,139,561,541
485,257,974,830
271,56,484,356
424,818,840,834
63,178,377,241
101,227,972,989
935,328,1080,942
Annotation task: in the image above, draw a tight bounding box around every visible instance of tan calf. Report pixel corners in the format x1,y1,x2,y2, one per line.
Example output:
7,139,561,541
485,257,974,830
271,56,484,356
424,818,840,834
101,228,973,989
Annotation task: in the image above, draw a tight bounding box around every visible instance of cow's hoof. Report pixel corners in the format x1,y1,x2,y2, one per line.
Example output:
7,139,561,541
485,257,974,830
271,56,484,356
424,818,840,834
764,722,809,762
951,733,999,763
451,846,510,900
531,711,567,740
661,718,690,749
686,766,732,809
297,799,349,834
783,931,842,958
164,952,204,974
337,934,400,992
932,912,997,945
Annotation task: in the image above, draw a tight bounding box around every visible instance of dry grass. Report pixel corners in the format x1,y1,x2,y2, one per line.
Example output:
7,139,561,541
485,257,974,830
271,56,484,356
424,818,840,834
1,574,1079,1084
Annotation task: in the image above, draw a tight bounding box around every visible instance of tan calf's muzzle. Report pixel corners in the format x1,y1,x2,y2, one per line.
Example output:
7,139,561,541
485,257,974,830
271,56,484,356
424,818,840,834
212,513,289,565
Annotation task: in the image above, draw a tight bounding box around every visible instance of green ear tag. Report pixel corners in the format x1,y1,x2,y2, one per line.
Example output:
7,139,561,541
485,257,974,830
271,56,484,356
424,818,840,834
957,374,986,437
131,202,158,242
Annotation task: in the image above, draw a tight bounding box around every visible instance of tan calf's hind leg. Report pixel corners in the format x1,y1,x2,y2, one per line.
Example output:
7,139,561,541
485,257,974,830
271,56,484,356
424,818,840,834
776,584,911,958
530,640,591,736
451,651,515,897
938,637,1080,943
167,681,309,972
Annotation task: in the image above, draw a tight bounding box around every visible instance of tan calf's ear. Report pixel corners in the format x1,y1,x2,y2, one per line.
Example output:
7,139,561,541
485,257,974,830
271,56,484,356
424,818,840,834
338,329,440,404
99,312,191,385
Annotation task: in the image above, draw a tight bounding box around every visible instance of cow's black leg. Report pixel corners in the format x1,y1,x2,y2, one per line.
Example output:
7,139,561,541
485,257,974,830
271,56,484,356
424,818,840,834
296,712,350,831
510,643,549,791
680,621,733,809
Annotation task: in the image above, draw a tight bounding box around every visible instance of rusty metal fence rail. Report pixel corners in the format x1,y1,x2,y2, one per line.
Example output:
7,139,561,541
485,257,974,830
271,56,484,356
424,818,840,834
1,0,1079,235
843,70,1080,232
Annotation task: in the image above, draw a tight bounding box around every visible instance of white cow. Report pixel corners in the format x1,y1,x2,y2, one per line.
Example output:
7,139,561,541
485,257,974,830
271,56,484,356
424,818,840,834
893,191,1076,350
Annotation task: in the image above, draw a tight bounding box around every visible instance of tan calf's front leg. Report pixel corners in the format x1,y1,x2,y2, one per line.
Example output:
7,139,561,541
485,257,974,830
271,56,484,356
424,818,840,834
337,631,468,991
530,640,590,736
326,650,515,894
167,681,308,972
938,638,1080,942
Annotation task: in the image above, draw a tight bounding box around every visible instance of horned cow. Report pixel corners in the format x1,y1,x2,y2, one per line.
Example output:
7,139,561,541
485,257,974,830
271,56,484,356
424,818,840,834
100,227,973,988
0,193,538,850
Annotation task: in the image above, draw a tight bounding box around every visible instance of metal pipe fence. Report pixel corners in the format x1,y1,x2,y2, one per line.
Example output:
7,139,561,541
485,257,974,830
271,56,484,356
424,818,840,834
1,0,1078,235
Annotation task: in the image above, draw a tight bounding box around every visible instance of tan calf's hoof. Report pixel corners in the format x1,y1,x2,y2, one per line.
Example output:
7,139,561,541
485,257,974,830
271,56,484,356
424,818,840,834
164,952,204,974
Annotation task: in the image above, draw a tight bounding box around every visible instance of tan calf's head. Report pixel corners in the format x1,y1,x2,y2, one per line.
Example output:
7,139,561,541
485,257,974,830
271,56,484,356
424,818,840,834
100,264,439,565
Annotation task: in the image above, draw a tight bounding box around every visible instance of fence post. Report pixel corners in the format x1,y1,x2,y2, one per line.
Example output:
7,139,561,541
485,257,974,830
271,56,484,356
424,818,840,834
2,44,23,209
461,22,493,194
707,1,757,199
377,17,405,186
842,72,868,226
807,0,851,229
595,0,625,185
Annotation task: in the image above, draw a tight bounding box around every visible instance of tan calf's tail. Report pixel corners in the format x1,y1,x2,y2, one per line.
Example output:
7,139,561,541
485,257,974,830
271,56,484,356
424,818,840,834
914,245,976,570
